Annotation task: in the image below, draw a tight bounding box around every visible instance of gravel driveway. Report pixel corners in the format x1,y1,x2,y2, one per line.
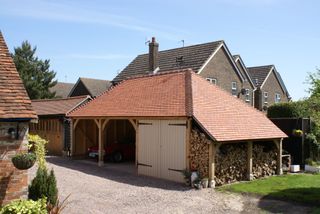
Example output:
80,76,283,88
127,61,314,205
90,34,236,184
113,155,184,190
29,157,313,214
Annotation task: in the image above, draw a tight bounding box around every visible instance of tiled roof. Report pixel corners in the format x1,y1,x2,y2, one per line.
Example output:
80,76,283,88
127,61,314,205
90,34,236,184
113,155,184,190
0,31,37,120
70,77,112,97
32,95,90,116
112,41,223,82
247,65,273,87
69,70,286,142
50,82,74,98
233,55,255,88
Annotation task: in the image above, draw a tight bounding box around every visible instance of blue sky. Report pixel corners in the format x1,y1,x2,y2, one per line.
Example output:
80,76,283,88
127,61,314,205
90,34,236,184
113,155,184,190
0,0,319,100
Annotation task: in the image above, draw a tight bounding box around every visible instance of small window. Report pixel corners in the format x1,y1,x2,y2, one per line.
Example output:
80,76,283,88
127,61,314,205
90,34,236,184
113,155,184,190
245,89,250,102
206,78,217,85
264,92,268,104
231,82,237,96
275,93,281,103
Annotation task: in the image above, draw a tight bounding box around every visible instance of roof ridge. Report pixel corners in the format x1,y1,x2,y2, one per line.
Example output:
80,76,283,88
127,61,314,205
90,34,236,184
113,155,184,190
247,65,274,69
80,77,110,82
32,95,89,102
136,40,224,57
121,68,193,81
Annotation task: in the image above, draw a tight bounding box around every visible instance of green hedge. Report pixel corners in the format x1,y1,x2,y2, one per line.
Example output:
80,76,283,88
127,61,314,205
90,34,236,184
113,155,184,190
267,101,308,118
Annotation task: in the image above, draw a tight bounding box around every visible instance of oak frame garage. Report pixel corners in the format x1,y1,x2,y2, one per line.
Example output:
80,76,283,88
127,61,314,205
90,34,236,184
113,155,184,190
68,70,287,184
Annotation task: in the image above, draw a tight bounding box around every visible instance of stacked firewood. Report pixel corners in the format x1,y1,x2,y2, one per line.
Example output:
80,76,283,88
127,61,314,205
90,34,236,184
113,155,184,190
252,144,277,178
215,143,278,186
215,143,247,185
189,129,211,178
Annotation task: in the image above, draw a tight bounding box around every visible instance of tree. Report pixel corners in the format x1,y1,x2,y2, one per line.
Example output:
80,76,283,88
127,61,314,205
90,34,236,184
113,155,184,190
12,41,57,99
307,68,320,97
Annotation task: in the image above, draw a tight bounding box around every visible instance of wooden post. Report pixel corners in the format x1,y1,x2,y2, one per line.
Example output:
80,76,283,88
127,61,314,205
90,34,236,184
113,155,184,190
275,139,283,175
71,119,79,157
98,119,104,166
209,142,221,188
135,120,139,168
247,141,253,180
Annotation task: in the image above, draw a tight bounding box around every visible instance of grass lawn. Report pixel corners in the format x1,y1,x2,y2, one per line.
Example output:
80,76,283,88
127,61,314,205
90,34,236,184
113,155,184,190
219,174,320,205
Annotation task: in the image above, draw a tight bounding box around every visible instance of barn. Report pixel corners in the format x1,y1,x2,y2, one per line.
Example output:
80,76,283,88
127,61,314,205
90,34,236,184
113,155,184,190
67,69,287,184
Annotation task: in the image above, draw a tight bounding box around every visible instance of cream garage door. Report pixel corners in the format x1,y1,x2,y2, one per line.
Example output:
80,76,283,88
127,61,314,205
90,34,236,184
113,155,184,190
138,120,186,182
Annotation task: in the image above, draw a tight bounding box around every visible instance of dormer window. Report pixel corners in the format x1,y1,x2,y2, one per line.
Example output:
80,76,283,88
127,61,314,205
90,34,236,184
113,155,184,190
232,82,237,96
206,78,217,85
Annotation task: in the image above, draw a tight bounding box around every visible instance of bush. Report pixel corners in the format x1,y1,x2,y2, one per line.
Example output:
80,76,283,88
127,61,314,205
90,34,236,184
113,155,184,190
267,102,305,118
0,198,47,214
29,168,58,205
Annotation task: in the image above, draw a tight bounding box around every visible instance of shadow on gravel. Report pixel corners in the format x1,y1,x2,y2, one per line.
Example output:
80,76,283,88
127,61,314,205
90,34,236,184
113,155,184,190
257,188,320,214
46,156,189,191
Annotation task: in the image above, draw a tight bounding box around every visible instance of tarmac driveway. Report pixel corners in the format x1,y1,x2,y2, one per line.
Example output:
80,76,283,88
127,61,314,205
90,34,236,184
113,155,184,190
29,157,313,214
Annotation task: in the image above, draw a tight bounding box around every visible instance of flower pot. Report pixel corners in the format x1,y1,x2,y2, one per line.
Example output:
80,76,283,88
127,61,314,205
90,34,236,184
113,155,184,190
208,179,215,188
12,153,36,170
201,178,209,188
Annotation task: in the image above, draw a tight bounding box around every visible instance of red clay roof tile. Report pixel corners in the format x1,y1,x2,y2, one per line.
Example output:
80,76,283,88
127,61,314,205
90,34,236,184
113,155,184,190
68,69,287,142
0,31,37,119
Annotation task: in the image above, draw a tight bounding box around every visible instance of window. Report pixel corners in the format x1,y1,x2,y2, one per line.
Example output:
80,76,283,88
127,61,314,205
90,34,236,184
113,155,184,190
275,93,281,103
245,89,250,102
231,82,237,96
264,92,268,104
206,78,217,85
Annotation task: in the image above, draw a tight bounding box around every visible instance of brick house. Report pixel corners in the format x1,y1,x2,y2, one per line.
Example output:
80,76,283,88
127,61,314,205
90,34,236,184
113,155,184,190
0,31,37,205
113,38,254,105
248,65,290,111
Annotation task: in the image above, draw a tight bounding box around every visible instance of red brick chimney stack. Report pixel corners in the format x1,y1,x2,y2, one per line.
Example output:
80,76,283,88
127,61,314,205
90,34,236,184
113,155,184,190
149,37,159,73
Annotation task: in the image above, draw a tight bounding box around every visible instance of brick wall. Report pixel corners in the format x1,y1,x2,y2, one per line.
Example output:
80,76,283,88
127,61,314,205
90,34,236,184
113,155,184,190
0,122,29,206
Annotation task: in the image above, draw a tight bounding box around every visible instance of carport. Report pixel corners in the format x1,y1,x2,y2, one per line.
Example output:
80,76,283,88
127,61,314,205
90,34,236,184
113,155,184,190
67,69,287,184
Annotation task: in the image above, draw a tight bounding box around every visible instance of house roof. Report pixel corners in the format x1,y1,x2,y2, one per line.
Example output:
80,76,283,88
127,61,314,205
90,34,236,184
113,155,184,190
247,65,289,96
0,31,37,120
69,77,112,97
49,82,74,98
112,41,223,82
233,55,255,88
32,95,90,116
247,65,273,87
69,69,286,142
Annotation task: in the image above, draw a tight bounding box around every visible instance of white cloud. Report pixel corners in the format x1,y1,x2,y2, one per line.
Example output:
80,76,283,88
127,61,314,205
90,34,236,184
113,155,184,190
0,0,184,41
64,53,133,60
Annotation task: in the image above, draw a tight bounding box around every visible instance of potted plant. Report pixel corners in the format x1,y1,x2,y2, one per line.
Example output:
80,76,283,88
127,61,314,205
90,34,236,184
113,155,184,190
12,152,36,170
201,177,209,188
292,129,303,137
181,169,191,186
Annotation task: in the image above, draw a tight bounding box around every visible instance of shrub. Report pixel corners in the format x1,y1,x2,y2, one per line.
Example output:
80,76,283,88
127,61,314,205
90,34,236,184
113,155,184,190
267,102,304,118
0,198,47,214
28,134,48,170
29,168,58,205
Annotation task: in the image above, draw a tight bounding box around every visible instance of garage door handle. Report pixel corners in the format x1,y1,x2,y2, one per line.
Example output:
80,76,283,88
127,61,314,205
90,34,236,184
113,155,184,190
137,162,152,167
168,168,183,172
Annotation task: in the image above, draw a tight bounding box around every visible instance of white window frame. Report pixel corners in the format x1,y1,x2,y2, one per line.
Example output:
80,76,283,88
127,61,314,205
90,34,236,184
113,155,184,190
231,82,237,96
264,92,268,104
206,77,217,85
275,93,281,103
245,89,250,102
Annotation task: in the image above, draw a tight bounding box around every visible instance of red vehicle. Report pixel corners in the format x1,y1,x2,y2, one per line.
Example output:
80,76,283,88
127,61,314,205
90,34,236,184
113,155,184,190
88,141,135,162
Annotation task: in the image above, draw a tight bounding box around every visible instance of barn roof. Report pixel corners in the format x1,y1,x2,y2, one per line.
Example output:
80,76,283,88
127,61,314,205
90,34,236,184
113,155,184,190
68,69,286,142
0,31,37,120
49,82,74,98
32,95,90,116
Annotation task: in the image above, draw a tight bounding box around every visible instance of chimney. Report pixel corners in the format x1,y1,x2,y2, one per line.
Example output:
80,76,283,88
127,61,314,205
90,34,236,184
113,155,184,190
149,37,159,73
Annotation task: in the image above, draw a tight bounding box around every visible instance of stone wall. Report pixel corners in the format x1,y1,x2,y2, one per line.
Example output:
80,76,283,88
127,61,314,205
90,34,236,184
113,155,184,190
0,122,29,206
189,129,211,178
